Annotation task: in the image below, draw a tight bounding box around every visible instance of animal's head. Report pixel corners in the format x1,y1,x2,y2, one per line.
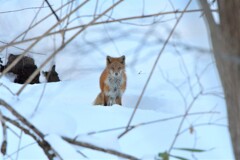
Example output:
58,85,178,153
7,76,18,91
106,55,125,78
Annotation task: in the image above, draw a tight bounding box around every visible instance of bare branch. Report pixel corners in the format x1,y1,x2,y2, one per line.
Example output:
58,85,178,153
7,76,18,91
0,40,45,55
168,91,202,153
0,99,44,138
179,122,227,135
15,131,23,159
6,142,36,159
77,111,219,137
21,1,45,41
62,136,140,160
0,6,49,14
0,111,7,155
16,0,124,95
0,99,138,160
44,0,60,21
0,0,89,79
2,116,57,159
2,0,75,49
119,0,193,139
0,99,62,160
0,83,16,96
198,0,218,32
0,9,218,51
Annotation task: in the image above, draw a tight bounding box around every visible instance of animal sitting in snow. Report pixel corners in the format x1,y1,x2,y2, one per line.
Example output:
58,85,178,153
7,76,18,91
94,55,127,106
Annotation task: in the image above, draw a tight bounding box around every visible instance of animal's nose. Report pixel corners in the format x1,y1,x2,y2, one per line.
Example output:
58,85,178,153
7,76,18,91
115,73,118,76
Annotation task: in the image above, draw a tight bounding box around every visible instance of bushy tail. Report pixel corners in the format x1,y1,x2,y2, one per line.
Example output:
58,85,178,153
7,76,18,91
93,92,104,105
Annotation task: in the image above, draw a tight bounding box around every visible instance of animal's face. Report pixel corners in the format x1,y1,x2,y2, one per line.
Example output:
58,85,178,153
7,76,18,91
106,55,125,78
108,62,124,78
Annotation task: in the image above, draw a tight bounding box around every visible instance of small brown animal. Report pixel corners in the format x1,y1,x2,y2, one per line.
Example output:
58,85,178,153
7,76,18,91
42,65,60,82
94,55,127,106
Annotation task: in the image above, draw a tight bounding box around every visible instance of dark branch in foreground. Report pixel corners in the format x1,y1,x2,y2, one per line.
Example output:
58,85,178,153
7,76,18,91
0,99,139,159
2,116,55,159
62,136,140,160
44,0,60,21
0,99,62,160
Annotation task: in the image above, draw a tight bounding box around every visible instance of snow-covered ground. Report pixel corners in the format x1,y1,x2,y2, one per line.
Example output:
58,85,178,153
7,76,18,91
0,51,234,159
0,0,234,160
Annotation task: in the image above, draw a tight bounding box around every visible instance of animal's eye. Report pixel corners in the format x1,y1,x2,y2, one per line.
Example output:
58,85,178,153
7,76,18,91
118,67,121,70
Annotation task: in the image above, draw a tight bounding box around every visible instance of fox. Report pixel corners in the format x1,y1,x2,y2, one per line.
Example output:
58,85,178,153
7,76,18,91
94,55,127,106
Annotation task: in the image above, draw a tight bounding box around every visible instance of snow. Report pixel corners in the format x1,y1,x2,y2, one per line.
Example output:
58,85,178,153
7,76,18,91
0,53,234,159
0,0,234,160
45,134,85,160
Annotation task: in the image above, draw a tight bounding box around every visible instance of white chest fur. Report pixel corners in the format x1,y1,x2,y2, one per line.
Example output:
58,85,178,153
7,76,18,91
105,75,124,99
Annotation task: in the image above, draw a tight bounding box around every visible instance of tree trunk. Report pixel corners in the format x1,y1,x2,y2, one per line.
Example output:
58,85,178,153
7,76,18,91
200,0,240,159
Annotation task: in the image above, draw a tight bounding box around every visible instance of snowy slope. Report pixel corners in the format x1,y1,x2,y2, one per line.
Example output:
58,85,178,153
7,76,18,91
0,51,234,160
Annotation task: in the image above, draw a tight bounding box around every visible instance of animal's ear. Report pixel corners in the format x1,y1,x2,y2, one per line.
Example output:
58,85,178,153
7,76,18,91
42,71,48,77
121,55,125,64
107,55,111,65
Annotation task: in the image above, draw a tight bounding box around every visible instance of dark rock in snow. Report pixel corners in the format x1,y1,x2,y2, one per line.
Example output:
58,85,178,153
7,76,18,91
2,54,40,84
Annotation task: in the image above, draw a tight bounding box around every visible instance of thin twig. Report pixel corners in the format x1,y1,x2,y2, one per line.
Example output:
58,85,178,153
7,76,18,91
93,0,99,18
44,0,60,21
21,1,45,41
5,142,36,159
0,0,89,79
168,91,202,153
15,131,23,160
0,0,75,51
179,122,227,135
6,126,20,138
118,0,193,139
81,111,219,136
16,0,124,96
129,23,158,68
31,81,48,117
0,99,63,160
62,136,139,160
0,83,16,96
76,150,88,159
0,99,44,138
2,116,56,159
69,9,218,27
174,45,195,99
0,9,218,51
0,6,49,14
0,111,7,155
60,0,75,45
159,68,187,109
0,40,45,55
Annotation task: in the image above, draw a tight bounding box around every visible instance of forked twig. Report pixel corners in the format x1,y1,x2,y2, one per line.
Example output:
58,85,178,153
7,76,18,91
62,136,139,160
16,0,124,96
1,0,75,50
0,99,62,160
0,9,218,51
118,0,192,139
168,91,202,152
0,0,89,79
0,99,139,160
0,83,16,96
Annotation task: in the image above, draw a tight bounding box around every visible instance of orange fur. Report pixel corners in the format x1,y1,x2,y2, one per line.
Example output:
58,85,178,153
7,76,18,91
94,55,127,106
